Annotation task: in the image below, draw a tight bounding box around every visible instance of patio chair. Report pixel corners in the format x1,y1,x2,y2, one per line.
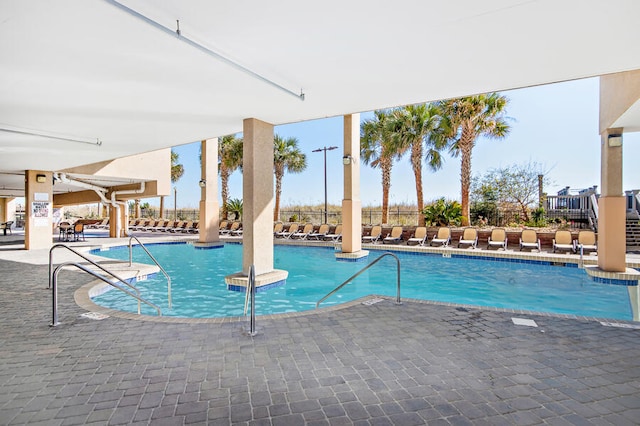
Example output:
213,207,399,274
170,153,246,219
487,227,508,250
72,222,85,241
519,229,541,251
407,226,427,246
1,220,14,236
430,227,451,247
553,230,575,253
323,224,342,242
273,222,284,236
149,220,169,232
458,227,478,249
383,226,403,244
222,221,241,236
167,221,186,233
58,221,72,241
309,224,330,240
86,218,108,229
362,225,382,244
574,230,597,255
279,223,299,239
290,223,314,240
141,220,160,232
230,223,243,236
219,220,229,234
184,222,199,234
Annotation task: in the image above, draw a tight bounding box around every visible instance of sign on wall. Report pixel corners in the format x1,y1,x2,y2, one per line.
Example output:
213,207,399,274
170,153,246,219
31,201,51,227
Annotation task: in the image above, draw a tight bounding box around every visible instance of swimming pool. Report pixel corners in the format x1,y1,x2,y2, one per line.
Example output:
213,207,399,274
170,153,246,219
91,243,634,320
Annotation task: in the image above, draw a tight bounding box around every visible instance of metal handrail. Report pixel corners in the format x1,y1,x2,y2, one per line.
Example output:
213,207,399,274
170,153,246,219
128,235,172,308
50,261,161,326
242,265,257,336
49,243,144,313
316,252,401,308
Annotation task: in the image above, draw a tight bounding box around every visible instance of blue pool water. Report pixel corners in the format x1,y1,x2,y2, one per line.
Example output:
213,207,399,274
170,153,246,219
91,243,634,320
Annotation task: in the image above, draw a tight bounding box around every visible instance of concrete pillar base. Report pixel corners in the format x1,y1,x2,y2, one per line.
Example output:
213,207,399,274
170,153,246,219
598,196,626,272
585,265,640,321
225,269,288,292
335,250,369,262
193,242,224,250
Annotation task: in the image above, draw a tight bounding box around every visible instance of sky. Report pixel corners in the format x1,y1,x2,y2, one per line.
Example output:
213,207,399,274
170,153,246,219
168,77,640,209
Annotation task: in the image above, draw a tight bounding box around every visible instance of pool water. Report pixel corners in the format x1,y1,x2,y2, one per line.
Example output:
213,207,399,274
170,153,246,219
92,243,634,320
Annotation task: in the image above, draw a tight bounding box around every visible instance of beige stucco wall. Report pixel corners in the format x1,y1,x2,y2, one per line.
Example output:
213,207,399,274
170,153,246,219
54,148,171,207
599,69,640,133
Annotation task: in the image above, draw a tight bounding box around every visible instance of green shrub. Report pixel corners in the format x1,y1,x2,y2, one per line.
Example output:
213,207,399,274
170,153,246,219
423,198,462,226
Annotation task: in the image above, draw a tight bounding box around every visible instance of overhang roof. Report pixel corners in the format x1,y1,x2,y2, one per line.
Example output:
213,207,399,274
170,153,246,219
2,0,640,198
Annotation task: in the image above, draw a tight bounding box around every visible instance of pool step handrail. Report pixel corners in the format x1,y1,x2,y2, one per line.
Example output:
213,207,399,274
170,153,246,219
242,264,257,336
50,261,161,326
128,235,172,309
316,252,401,308
49,243,143,303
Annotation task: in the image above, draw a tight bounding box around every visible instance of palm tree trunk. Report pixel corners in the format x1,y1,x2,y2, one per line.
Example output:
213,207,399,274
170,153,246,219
381,158,392,224
459,127,475,226
220,167,230,220
411,143,425,226
274,170,283,222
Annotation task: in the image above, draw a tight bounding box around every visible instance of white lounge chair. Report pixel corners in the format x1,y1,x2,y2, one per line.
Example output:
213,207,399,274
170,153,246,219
383,226,403,244
362,225,382,244
519,229,541,251
458,227,478,249
308,224,330,240
430,227,451,247
407,227,427,246
323,224,342,242
487,228,508,250
574,230,597,255
553,230,574,253
290,223,314,240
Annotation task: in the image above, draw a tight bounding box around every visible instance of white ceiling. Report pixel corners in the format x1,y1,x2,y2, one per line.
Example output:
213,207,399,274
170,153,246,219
1,0,640,198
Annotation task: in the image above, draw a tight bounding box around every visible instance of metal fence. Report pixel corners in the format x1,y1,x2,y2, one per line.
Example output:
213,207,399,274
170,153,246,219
278,209,421,226
127,206,590,229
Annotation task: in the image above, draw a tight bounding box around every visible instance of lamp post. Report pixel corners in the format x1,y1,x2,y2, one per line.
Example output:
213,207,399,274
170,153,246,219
173,187,177,221
312,146,338,224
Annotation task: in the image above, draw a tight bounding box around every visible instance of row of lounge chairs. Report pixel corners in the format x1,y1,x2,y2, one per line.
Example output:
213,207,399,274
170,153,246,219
359,226,598,254
129,219,199,234
273,223,342,241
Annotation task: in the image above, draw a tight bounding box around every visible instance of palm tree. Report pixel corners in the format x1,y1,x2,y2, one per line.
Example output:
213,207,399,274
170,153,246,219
160,149,184,218
273,135,307,221
218,135,243,220
170,149,184,183
361,110,395,224
435,93,510,225
387,104,444,226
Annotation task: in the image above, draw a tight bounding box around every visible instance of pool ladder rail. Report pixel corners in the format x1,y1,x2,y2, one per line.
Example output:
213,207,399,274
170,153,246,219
48,243,163,327
316,252,402,308
128,234,172,308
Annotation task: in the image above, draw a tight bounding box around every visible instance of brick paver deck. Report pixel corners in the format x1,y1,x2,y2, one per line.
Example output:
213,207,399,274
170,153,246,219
1,247,640,425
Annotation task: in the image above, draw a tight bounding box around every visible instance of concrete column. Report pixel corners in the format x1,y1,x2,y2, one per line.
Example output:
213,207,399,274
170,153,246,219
337,114,368,261
159,196,165,219
225,118,287,292
24,170,53,250
598,128,626,272
242,118,275,274
197,139,221,247
109,202,118,238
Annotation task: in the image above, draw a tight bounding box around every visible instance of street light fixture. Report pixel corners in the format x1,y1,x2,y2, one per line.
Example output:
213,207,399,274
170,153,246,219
312,146,338,224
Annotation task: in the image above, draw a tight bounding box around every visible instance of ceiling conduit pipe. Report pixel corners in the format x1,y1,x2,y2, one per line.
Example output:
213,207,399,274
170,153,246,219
55,173,145,238
55,173,111,205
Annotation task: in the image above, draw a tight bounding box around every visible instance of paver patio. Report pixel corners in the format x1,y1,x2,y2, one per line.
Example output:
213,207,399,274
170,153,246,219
1,238,640,425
